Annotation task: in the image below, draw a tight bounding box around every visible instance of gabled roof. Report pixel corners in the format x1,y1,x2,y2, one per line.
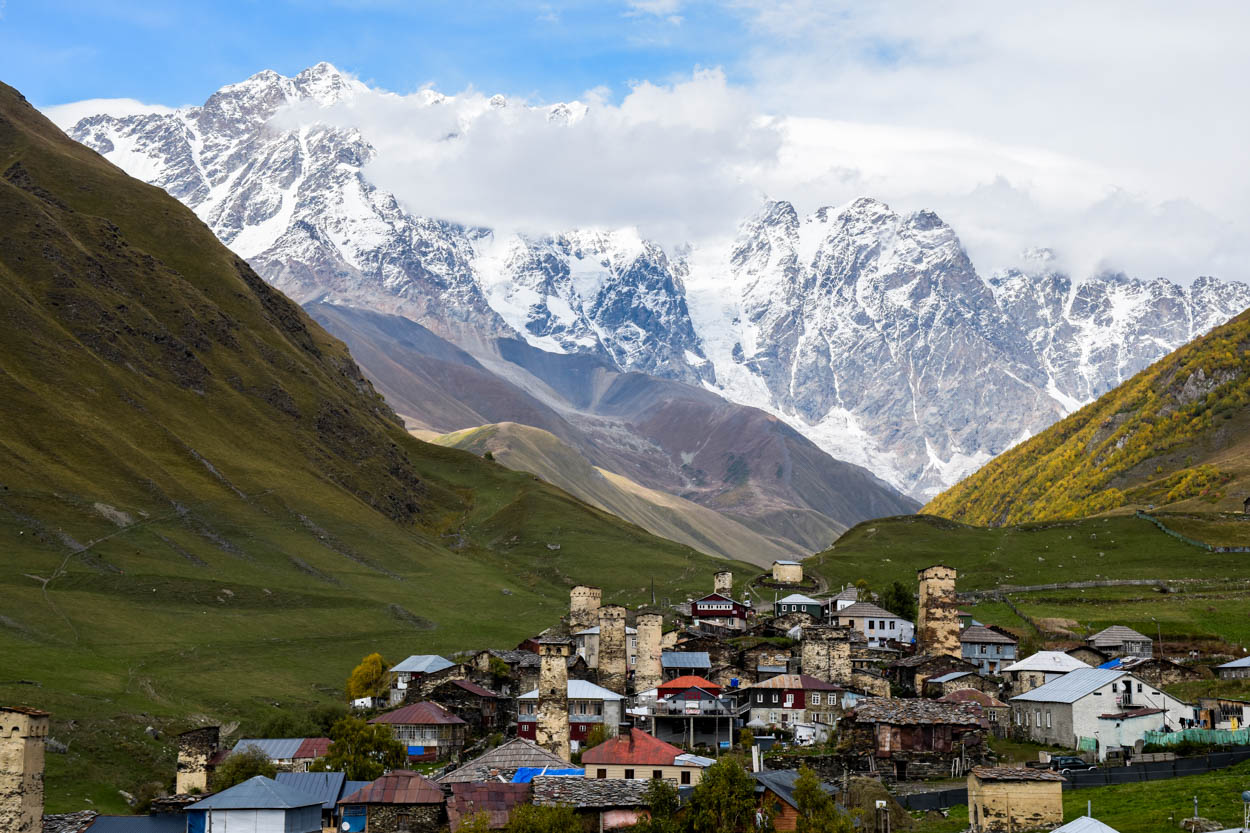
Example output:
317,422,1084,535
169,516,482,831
582,728,685,766
230,738,306,760
518,679,624,701
694,592,737,604
1003,651,1090,674
370,701,466,726
928,671,975,684
939,689,1008,709
1010,668,1125,704
439,738,570,784
1088,626,1150,646
187,776,322,810
745,674,839,691
447,783,532,831
441,678,502,698
960,625,1018,645
532,775,650,808
753,770,836,810
835,602,907,620
773,560,801,566
339,771,444,805
1218,656,1250,669
293,737,331,759
831,587,859,602
392,654,456,674
274,771,346,810
1051,817,1123,833
661,651,711,669
658,675,720,692
777,594,822,605
849,698,982,726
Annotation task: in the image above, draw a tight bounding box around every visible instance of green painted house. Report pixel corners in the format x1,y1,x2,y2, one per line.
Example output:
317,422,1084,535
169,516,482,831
774,593,824,619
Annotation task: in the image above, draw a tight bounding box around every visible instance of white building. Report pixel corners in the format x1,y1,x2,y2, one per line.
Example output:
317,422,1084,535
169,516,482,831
828,602,913,647
185,775,322,833
1003,651,1091,694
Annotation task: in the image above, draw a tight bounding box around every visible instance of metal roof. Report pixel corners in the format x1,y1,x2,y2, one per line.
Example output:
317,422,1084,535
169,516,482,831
230,738,306,760
1010,668,1125,704
187,776,322,810
340,771,444,805
582,729,685,766
777,594,821,605
392,654,455,674
1051,817,1123,833
661,651,710,668
85,816,185,833
1218,656,1250,668
773,560,801,565
929,671,975,683
275,771,347,810
1003,651,1090,674
370,701,466,726
518,679,624,700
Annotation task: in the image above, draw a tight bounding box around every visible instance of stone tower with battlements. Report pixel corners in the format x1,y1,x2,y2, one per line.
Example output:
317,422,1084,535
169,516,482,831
634,613,664,694
1,706,49,833
569,585,602,631
799,624,853,684
713,570,733,597
917,565,960,658
536,638,571,761
176,725,220,795
597,605,629,695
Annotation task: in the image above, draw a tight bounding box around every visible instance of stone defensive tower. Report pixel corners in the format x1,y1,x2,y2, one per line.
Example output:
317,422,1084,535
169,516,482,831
176,725,220,795
1,706,49,833
597,605,629,695
536,638,571,761
917,565,960,658
569,585,602,631
713,570,734,597
799,624,853,684
634,612,664,694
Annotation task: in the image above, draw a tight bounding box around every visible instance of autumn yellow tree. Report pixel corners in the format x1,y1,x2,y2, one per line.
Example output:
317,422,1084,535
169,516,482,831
346,652,391,699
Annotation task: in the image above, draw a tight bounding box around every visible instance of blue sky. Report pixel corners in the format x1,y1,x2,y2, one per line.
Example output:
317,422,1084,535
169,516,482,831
2,0,750,107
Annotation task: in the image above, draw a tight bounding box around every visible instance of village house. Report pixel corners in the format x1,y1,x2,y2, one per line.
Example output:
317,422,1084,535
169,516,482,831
737,674,842,729
840,697,986,781
1109,656,1203,687
573,624,639,670
517,679,624,751
227,737,331,773
1009,668,1192,760
829,602,914,648
338,771,446,833
753,770,842,832
630,676,738,748
582,728,710,786
967,766,1065,833
428,678,505,736
660,651,712,681
186,776,323,833
1002,651,1091,696
772,560,804,584
1216,656,1250,680
445,782,532,832
438,737,569,784
369,702,467,762
960,625,1019,675
887,654,980,695
1196,697,1250,730
690,593,751,631
531,775,651,830
275,771,372,833
774,594,823,619
1086,626,1153,659
1066,646,1110,667
824,587,859,615
939,689,1011,738
923,670,997,699
742,643,795,682
388,655,456,704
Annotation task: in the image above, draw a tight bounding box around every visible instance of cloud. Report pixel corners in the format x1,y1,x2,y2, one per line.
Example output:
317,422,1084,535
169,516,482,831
42,98,175,130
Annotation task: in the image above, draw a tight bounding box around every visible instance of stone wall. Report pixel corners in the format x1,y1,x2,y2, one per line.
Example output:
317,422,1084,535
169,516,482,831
365,802,443,833
800,625,853,684
772,563,804,584
597,606,628,695
175,725,219,794
634,614,664,694
570,585,602,631
536,639,571,761
0,706,49,833
918,566,960,659
713,571,734,597
968,776,1063,832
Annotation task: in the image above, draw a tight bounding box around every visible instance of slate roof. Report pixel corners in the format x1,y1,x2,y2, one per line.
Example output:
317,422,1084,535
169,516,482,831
443,678,502,698
1088,626,1150,647
835,602,908,620
275,771,346,809
662,651,711,669
961,625,1018,645
1010,668,1125,704
891,653,945,668
439,738,570,784
746,674,840,691
831,587,859,602
849,697,982,726
939,689,1008,709
447,782,533,831
753,769,836,810
1051,816,1123,833
392,654,456,674
370,701,467,726
518,680,624,701
1004,651,1091,674
532,776,650,808
187,775,322,810
582,728,686,766
1217,656,1250,669
41,811,98,833
774,560,801,565
339,771,445,805
972,766,1065,782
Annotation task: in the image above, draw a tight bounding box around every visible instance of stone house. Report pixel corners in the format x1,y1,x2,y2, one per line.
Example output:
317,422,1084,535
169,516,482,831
1,705,48,833
1009,668,1192,759
774,594,823,619
1087,626,1152,659
388,655,456,704
175,725,222,795
742,643,794,683
660,651,713,681
573,624,639,670
923,670,994,698
517,679,624,751
690,593,751,631
829,602,914,648
428,679,504,736
338,771,446,833
531,775,651,830
961,626,1019,675
840,698,986,780
888,654,980,695
1216,657,1250,680
737,674,842,728
1114,656,1203,687
772,560,804,584
369,702,467,762
967,766,1064,832
186,775,322,833
1002,651,1091,697
438,738,569,785
939,689,1011,738
582,728,710,786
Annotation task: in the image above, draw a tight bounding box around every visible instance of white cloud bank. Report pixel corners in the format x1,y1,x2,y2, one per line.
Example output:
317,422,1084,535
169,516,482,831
43,98,175,130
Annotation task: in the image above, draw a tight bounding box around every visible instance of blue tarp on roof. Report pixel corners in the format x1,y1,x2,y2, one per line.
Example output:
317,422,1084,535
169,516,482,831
511,767,584,783
275,771,347,809
1099,659,1122,669
186,776,322,810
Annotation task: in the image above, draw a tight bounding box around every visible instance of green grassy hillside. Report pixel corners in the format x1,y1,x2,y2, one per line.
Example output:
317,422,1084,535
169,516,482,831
427,422,799,565
0,81,753,810
925,307,1250,525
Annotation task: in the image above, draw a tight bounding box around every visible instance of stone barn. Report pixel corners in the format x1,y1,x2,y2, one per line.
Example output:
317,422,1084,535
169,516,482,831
772,561,804,584
967,766,1064,832
841,698,986,781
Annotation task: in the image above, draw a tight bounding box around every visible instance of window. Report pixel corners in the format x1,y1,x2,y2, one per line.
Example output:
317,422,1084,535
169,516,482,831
1137,683,1143,693
879,620,886,629
653,770,664,780
890,621,896,630
1035,710,1041,728
980,645,987,654
848,619,855,628
1045,711,1052,728
625,769,635,780
681,771,691,785
769,712,777,723
868,620,875,630
597,769,607,779
1111,683,1117,693
811,693,821,706
772,694,779,703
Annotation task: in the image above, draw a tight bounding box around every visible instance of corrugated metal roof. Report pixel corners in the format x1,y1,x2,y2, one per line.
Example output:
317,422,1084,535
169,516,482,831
777,594,821,605
275,771,346,809
929,671,974,683
773,560,801,565
339,771,444,805
1003,651,1090,674
1051,816,1123,833
187,776,322,810
370,701,466,726
518,679,624,700
447,782,533,830
1010,668,1125,704
392,654,455,674
1218,656,1250,668
582,729,685,766
231,738,306,760
661,651,710,668
293,737,331,759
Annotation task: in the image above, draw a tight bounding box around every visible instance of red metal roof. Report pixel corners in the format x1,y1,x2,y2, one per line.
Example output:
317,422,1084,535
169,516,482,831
658,675,720,694
370,701,467,726
447,679,501,698
339,771,445,805
581,728,684,766
293,737,331,759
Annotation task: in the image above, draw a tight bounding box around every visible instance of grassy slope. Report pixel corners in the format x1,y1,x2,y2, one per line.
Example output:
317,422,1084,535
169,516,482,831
924,307,1250,525
0,81,753,810
427,422,798,565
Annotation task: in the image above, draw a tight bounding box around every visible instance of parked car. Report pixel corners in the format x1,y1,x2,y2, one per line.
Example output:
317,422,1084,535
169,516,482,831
1048,755,1096,774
